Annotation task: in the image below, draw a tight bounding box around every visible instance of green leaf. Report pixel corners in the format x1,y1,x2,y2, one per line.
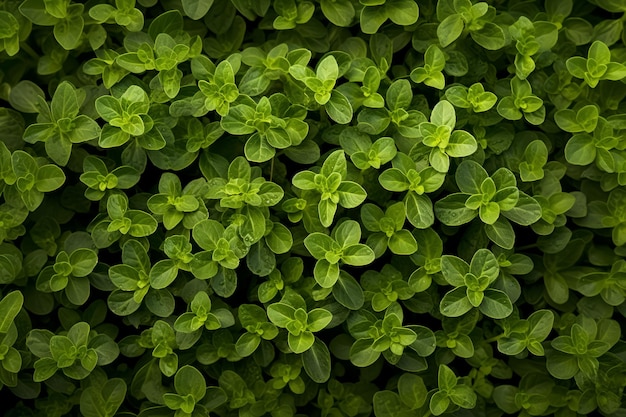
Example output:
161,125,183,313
314,259,341,288
317,55,339,82
126,211,158,237
66,277,90,305
107,290,141,316
471,22,506,50
192,219,224,251
54,15,84,50
51,82,79,121
544,271,569,304
546,351,579,379
44,132,72,166
326,90,353,124
456,160,488,194
9,81,46,113
36,165,66,192
438,14,464,47
175,365,206,400
235,332,260,357
497,96,522,120
435,193,476,226
149,260,178,290
555,105,599,133
245,133,275,163
79,387,107,417
485,217,515,249
446,130,477,157
307,308,332,332
397,373,427,408
430,390,450,416
360,5,388,34
265,223,293,254
69,249,98,277
320,0,355,26
449,384,477,409
302,338,331,382
479,289,513,319
332,272,364,310
288,331,314,353
336,181,367,208
182,0,214,19
469,249,499,282
373,391,413,417
528,310,555,340
386,79,413,110
379,169,410,192
502,192,542,226
565,134,596,165
292,170,316,190
227,156,251,181
0,291,23,333
96,96,122,121
498,335,526,356
240,205,267,244
246,241,275,277
99,126,130,148
589,40,611,64
238,304,266,327
334,219,362,247
341,244,375,266
33,357,58,382
405,193,435,229
431,100,456,129
23,123,55,145
441,255,469,286
438,363,458,391
440,287,473,317
69,116,101,144
387,0,419,25
318,199,338,228
321,149,348,178
267,302,295,328
12,149,37,179
350,338,380,367
304,233,336,259
388,230,418,255
211,267,237,297
81,378,126,417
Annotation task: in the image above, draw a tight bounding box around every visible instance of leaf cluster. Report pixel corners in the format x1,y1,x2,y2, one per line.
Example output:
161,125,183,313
1,0,626,416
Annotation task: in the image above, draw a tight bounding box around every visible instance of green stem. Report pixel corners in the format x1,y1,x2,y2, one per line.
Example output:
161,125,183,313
19,42,39,61
515,243,538,251
483,334,503,344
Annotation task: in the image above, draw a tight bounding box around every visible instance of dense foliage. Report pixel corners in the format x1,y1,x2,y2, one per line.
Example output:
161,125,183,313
1,0,626,415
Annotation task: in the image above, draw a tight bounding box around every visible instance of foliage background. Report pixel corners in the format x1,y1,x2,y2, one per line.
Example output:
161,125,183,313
1,0,626,416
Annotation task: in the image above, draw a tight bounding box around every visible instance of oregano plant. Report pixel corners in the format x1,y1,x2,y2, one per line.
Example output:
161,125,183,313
1,0,626,416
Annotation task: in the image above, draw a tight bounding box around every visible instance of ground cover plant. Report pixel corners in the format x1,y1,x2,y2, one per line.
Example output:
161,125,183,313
1,0,626,415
